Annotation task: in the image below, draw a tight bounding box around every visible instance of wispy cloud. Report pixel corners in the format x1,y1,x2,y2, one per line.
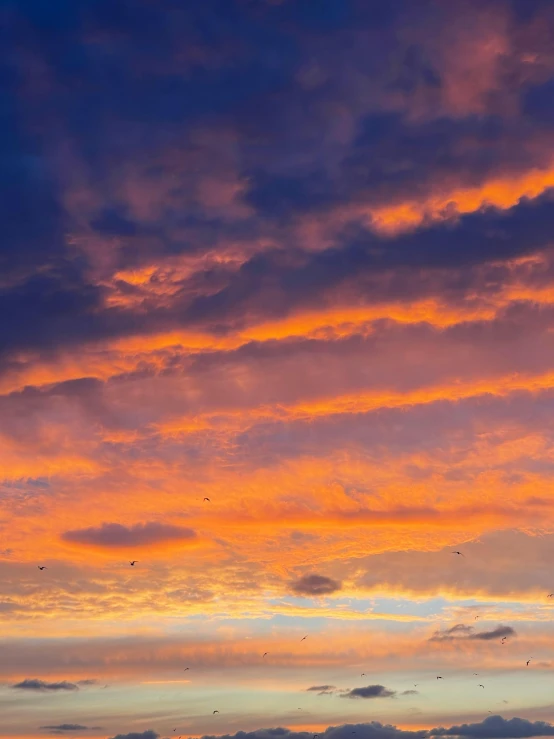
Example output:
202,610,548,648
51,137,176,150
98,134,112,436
430,625,516,642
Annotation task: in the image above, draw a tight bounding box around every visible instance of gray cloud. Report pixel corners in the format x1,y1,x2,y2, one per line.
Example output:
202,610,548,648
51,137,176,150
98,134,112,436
430,716,554,738
306,684,337,695
61,522,196,548
108,732,159,739
291,574,342,596
430,625,516,642
401,690,419,695
341,684,397,699
40,726,100,734
12,679,79,691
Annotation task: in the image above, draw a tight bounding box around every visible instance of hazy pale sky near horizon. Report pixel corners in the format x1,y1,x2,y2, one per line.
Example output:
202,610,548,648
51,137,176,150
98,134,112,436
4,0,554,737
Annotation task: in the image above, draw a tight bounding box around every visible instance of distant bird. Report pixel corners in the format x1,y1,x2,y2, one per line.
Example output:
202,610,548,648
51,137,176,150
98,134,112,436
361,673,366,677
184,667,190,671
548,594,554,598
37,566,47,570
213,710,219,714
527,658,532,666
479,684,485,689
204,498,210,502
488,711,493,714
475,615,480,620
473,673,479,676
129,561,138,566
437,676,443,679
501,636,507,643
301,636,308,641
452,551,465,557
263,652,268,657
414,684,418,687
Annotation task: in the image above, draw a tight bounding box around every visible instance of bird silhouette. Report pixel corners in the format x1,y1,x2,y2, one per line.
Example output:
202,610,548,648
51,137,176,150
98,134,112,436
549,594,554,598
452,551,464,557
263,652,268,657
479,684,485,688
37,566,47,570
437,676,443,679
129,561,138,566
414,684,418,687
204,498,210,502
184,667,190,671
527,658,532,666
213,710,219,714
473,673,479,676
301,635,307,641
361,673,366,677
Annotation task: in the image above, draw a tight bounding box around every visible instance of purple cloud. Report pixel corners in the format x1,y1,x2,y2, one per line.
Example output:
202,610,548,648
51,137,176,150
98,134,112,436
61,522,196,548
291,574,342,595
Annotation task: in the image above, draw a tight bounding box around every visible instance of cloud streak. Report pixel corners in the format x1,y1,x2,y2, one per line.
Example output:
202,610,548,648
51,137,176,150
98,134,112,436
12,679,79,692
61,522,196,549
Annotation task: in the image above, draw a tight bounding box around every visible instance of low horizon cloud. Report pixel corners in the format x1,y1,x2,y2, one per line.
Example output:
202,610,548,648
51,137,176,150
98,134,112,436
140,716,554,739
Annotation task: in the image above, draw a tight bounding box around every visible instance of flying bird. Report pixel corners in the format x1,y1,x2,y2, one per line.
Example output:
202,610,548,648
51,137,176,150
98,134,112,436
263,652,269,657
184,667,190,671
213,710,219,714
473,673,479,676
452,551,465,557
479,684,485,689
204,498,210,502
475,615,480,620
548,594,554,598
37,566,47,570
414,684,418,687
301,636,308,641
129,561,138,566
361,673,366,676
527,659,532,666
437,676,443,679
501,636,507,643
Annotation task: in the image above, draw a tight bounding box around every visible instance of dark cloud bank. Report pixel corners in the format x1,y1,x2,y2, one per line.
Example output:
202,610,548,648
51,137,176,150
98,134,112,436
120,717,554,739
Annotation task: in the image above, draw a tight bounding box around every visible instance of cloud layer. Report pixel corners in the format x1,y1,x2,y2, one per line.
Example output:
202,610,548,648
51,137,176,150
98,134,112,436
4,0,554,736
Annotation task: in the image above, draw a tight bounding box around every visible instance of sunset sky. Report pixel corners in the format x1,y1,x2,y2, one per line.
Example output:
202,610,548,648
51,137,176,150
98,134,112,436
5,1,554,738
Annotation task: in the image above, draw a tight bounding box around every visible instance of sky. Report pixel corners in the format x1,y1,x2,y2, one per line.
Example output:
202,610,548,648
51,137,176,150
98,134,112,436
5,0,554,737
